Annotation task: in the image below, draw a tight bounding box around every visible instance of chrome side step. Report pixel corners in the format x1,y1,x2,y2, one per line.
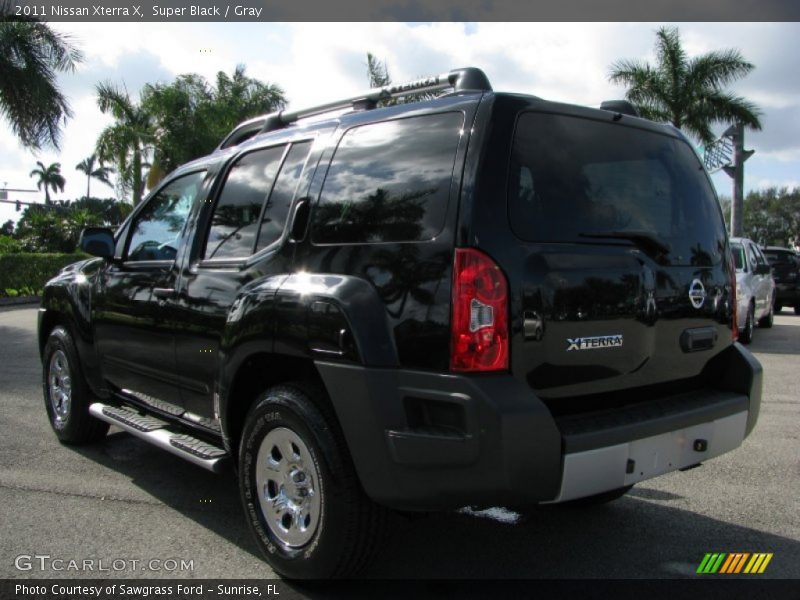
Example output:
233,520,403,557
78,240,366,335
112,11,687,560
89,403,229,473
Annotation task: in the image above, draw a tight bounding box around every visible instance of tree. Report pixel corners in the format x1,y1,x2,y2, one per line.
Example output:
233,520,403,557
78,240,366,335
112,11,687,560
609,26,762,144
75,153,114,199
95,82,154,206
29,160,65,203
0,219,14,236
140,65,286,179
0,14,82,150
740,187,800,247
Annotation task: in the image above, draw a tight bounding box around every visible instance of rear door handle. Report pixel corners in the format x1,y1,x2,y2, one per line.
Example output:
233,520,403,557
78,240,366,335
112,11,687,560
153,287,177,299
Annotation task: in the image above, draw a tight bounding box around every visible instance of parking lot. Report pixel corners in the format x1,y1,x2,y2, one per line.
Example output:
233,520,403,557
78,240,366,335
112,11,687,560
1,305,798,580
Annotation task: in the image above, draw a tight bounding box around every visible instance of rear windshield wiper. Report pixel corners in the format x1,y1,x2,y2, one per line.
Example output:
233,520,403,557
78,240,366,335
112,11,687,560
579,230,671,256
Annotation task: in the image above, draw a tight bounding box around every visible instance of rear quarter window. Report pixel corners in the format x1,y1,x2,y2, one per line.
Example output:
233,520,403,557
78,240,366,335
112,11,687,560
311,112,463,244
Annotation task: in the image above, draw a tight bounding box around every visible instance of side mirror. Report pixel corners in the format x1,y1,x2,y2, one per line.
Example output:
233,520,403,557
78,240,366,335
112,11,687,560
79,227,116,259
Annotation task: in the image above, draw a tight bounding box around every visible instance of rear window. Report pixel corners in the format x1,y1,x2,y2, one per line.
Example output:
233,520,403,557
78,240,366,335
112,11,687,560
312,112,463,244
508,112,727,266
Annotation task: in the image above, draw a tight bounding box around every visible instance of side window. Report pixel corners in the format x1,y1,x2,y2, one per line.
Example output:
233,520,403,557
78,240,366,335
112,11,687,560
312,112,464,244
127,171,205,262
204,146,286,259
255,141,312,252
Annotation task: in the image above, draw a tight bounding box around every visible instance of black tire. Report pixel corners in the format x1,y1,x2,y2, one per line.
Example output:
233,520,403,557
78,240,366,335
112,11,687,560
774,302,782,313
560,485,633,507
238,383,388,579
795,305,800,316
759,303,774,328
42,326,109,444
740,303,755,344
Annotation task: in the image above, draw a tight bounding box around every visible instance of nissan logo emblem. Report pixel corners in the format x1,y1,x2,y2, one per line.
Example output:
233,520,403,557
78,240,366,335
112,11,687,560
689,279,706,309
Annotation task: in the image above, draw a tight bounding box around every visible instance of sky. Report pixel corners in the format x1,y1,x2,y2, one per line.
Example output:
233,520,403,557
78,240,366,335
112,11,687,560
2,21,800,226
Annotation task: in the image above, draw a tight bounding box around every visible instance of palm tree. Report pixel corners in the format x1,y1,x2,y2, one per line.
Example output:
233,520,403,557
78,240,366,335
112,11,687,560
0,15,82,150
95,82,154,205
75,154,114,199
609,26,762,144
29,160,65,203
365,52,437,106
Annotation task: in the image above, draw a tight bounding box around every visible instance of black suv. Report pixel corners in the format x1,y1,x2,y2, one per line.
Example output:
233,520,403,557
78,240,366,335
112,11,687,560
763,246,800,314
39,68,762,579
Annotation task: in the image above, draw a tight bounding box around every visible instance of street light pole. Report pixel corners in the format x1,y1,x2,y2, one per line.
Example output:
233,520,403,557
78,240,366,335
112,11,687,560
722,123,754,237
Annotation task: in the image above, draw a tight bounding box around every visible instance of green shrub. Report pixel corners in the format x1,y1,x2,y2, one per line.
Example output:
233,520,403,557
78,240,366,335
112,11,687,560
0,235,23,254
0,253,88,298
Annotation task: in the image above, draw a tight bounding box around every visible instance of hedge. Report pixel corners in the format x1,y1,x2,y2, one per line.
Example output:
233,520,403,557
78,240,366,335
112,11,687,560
0,253,88,298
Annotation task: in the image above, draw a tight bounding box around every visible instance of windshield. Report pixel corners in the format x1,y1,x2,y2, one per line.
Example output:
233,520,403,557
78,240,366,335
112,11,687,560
508,112,727,266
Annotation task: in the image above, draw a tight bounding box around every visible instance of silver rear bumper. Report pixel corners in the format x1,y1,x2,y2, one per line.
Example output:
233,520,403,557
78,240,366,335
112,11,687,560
550,411,748,503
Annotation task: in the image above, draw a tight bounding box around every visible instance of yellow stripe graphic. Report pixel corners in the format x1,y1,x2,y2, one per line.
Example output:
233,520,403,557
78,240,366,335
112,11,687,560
758,553,773,574
744,554,759,574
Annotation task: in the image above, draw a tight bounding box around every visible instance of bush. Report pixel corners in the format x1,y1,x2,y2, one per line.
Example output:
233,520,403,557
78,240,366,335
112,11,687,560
0,253,87,298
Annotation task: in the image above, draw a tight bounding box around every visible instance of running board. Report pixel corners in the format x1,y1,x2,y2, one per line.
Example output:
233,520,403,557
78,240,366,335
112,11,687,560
89,403,229,473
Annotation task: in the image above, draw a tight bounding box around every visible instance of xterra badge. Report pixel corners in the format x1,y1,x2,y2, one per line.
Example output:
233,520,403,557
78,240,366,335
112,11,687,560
566,335,624,351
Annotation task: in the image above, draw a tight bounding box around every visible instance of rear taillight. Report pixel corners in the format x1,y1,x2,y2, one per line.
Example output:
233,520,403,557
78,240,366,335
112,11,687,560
450,248,509,372
730,252,738,342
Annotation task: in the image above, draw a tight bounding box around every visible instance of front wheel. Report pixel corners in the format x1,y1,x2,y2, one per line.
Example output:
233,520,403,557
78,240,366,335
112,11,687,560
42,326,109,444
238,384,387,579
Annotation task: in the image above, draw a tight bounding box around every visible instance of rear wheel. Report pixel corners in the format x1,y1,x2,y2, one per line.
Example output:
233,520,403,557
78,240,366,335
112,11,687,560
740,303,755,344
238,383,387,579
795,305,800,316
42,326,109,444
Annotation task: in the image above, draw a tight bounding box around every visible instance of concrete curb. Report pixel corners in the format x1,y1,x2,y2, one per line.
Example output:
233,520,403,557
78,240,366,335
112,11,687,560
0,295,40,307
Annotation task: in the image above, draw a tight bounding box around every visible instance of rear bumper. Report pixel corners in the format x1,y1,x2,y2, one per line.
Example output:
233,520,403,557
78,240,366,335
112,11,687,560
317,343,762,510
774,282,800,305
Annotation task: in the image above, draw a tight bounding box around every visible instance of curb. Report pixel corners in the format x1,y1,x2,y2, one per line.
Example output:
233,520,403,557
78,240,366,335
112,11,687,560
0,295,41,307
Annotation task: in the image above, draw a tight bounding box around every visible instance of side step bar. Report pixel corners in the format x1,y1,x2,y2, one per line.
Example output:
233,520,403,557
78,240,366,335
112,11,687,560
89,403,229,473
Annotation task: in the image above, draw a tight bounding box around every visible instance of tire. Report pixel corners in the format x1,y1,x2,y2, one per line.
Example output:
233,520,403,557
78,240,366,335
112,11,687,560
42,326,109,444
774,302,782,313
740,303,755,344
759,302,774,328
238,383,388,579
560,485,633,507
795,305,800,316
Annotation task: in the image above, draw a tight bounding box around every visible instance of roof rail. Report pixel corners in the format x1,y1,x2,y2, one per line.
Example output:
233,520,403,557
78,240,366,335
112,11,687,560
216,67,492,151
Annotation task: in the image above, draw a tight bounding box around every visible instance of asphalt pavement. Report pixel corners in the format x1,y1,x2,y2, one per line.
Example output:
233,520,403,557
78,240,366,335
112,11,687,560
1,305,798,581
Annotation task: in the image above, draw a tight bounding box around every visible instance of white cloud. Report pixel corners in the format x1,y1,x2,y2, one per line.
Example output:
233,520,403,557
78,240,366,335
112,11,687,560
3,21,800,228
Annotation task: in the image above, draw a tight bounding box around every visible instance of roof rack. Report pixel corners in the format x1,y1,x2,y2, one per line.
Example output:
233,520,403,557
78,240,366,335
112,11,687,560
216,67,492,151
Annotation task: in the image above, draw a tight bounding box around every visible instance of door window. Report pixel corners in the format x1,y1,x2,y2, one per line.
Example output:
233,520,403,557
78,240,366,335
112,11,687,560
127,171,205,262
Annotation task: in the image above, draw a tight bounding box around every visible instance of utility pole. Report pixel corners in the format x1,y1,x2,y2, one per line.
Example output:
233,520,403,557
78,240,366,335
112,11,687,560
721,123,754,237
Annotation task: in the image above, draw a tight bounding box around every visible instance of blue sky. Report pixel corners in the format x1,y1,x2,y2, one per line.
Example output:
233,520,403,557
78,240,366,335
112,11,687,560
2,22,799,226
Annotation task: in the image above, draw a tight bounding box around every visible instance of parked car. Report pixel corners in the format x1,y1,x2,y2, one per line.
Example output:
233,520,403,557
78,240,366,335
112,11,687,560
38,68,762,578
763,246,800,314
730,237,775,342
